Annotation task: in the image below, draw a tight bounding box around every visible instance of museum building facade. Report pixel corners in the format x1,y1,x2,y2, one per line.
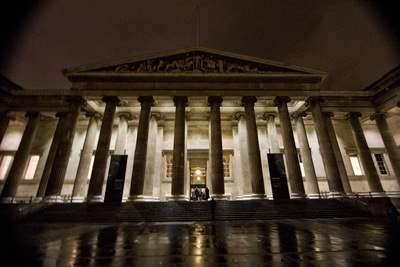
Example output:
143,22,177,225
0,47,399,203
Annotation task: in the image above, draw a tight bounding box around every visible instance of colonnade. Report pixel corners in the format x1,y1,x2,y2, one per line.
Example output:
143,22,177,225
1,95,399,202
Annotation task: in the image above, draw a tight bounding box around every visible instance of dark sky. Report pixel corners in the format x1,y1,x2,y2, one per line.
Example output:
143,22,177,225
1,0,399,91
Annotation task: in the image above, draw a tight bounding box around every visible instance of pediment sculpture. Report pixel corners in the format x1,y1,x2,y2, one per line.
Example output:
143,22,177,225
94,51,302,74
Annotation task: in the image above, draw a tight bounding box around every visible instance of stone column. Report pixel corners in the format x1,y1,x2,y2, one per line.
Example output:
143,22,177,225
0,112,15,145
371,113,400,185
208,96,226,199
264,113,280,153
114,112,132,155
143,113,160,199
170,96,188,200
241,96,265,197
36,112,68,199
346,112,385,195
234,113,252,196
293,112,319,198
71,112,101,202
307,97,344,196
324,113,353,194
44,98,83,200
86,96,120,202
0,112,40,202
129,96,154,200
274,97,305,199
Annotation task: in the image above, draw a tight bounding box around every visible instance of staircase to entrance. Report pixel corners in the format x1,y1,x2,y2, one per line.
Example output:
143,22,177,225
22,199,368,223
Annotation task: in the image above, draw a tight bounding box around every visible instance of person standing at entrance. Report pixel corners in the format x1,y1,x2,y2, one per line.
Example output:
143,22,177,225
210,197,216,220
205,187,210,200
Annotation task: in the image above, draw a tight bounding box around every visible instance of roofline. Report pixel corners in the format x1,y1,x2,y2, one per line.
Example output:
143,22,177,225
363,65,400,92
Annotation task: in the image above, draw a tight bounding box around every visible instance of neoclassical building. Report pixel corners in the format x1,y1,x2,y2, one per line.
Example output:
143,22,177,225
0,47,399,203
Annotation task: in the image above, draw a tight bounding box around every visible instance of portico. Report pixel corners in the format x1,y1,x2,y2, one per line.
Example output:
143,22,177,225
0,47,399,203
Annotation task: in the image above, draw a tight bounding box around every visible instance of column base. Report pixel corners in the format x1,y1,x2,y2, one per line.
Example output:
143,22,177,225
327,192,345,199
307,193,321,199
86,195,104,203
34,197,44,203
211,194,230,200
166,194,189,201
370,192,387,198
290,193,306,199
44,195,64,203
128,195,160,202
345,192,357,198
0,197,16,203
236,194,266,200
71,196,85,203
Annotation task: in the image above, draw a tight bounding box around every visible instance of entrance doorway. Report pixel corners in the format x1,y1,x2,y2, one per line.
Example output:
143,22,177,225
189,158,207,201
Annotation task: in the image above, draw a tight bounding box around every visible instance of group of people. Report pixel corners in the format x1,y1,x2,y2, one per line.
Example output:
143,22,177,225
191,187,210,201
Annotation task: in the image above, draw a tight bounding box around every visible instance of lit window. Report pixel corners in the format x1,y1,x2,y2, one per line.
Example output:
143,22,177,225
24,155,40,180
87,155,95,179
374,154,388,175
298,154,305,177
0,155,13,180
223,154,230,178
349,155,362,176
166,155,173,178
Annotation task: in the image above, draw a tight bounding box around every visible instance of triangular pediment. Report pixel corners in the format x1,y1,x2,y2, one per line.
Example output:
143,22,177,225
63,46,326,76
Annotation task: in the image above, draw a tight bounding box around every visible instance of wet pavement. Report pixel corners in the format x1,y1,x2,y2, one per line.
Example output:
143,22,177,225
1,218,399,266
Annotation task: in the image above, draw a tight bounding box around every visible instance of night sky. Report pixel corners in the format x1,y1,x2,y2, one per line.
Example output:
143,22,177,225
1,0,399,91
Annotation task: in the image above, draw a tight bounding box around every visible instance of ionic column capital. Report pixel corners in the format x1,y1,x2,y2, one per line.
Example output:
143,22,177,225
150,112,162,121
85,112,102,120
290,111,307,120
208,96,223,105
305,96,325,106
233,112,245,120
25,112,39,118
262,112,277,120
55,112,68,118
118,112,133,120
273,96,291,106
241,96,257,106
173,96,188,106
323,112,334,118
344,112,362,120
138,96,155,105
370,112,387,121
66,96,87,106
102,96,120,105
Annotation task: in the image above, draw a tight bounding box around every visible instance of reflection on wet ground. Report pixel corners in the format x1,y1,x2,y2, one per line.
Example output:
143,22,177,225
1,218,399,266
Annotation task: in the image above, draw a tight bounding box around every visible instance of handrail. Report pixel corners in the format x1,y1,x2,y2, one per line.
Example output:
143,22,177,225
330,191,368,206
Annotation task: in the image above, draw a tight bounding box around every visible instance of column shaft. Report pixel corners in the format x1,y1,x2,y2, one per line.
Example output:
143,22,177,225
143,113,159,196
129,96,154,197
72,113,100,199
114,113,131,154
347,112,384,192
324,113,352,193
242,97,265,195
274,97,305,198
171,96,188,197
36,113,67,198
236,113,252,195
87,97,119,201
45,99,82,198
309,98,344,193
209,97,225,196
265,114,280,153
1,112,40,200
372,113,400,185
294,114,319,196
